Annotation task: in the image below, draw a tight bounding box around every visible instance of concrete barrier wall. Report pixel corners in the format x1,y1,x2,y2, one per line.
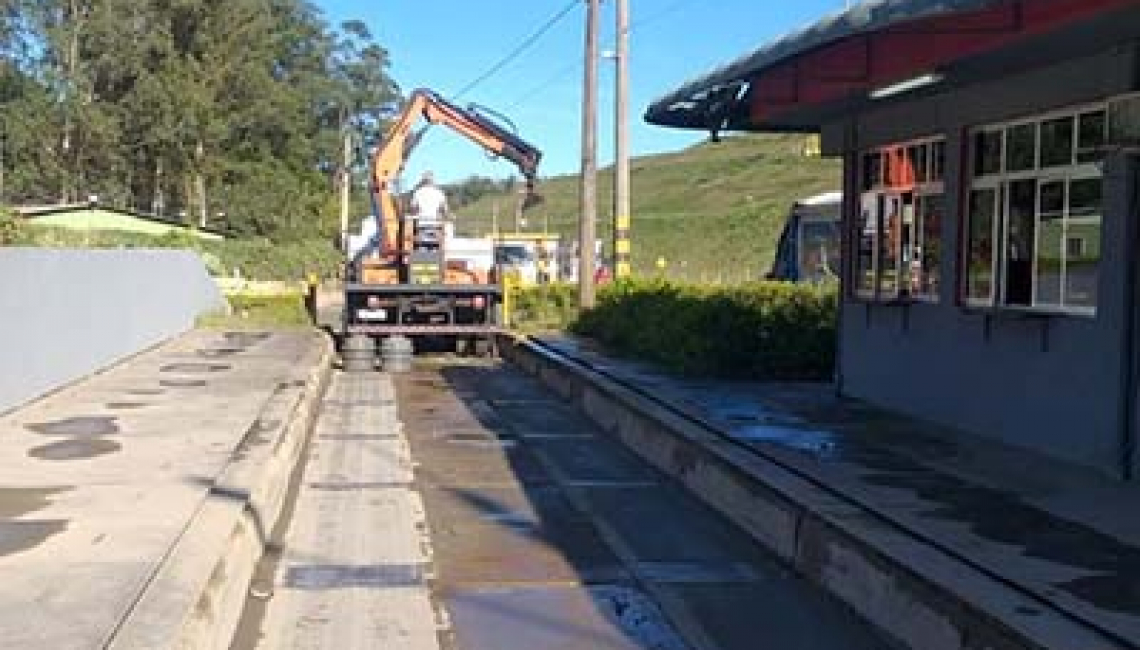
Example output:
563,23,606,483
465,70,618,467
0,248,224,413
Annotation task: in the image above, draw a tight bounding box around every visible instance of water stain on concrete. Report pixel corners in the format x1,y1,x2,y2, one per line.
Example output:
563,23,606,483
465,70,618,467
862,461,1140,615
0,520,69,557
160,363,231,374
198,347,242,358
28,438,122,461
160,379,209,388
730,424,840,458
0,486,71,519
223,332,271,347
26,416,119,437
106,402,149,410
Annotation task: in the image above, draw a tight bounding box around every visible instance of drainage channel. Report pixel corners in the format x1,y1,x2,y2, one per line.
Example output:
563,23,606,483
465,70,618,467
230,358,890,649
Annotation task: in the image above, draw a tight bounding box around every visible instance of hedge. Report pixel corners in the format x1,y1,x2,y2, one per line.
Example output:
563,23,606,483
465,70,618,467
572,279,837,380
508,282,579,333
8,225,341,281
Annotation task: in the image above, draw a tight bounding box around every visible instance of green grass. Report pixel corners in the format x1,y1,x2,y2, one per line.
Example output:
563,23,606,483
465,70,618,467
455,134,841,281
197,292,314,329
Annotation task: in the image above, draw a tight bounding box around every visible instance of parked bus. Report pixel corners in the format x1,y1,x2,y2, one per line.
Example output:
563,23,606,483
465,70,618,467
767,191,842,283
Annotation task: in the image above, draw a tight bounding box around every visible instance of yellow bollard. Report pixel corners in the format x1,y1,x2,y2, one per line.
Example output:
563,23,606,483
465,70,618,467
501,269,522,328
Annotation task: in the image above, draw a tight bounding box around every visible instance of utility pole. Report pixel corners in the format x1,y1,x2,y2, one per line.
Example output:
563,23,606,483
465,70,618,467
579,0,600,308
613,0,631,279
340,130,352,252
0,121,6,206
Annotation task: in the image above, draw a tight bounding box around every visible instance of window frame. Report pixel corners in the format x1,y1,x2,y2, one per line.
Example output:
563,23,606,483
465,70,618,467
852,135,947,304
962,101,1106,318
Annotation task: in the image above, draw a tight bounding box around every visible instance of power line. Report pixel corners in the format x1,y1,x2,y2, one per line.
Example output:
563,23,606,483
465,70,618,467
628,0,693,32
505,61,582,110
451,0,581,101
505,0,696,112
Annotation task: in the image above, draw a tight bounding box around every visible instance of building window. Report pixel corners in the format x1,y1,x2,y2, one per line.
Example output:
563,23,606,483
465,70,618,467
854,137,945,302
964,105,1105,315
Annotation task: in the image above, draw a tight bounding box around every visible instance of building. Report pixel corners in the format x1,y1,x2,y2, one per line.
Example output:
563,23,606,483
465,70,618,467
646,0,1140,479
15,204,225,241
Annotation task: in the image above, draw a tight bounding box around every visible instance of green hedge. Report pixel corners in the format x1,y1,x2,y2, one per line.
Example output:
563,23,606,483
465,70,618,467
509,283,579,333
572,279,837,380
8,226,341,281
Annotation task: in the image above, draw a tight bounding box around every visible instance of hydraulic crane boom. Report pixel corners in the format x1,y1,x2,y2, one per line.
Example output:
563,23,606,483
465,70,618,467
368,88,543,259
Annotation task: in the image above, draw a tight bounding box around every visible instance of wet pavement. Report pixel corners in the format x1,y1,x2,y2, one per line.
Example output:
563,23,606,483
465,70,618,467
0,329,325,650
396,359,889,650
233,372,440,650
535,335,1140,646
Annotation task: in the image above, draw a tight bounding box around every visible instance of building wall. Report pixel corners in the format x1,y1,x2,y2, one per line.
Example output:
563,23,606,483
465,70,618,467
827,45,1139,477
0,249,225,414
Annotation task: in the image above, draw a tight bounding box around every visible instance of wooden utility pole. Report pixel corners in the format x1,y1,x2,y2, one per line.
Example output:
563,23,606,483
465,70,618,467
579,0,600,308
340,130,352,251
613,0,631,279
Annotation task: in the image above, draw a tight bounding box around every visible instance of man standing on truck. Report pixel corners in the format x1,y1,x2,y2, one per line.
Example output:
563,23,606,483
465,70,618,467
409,170,451,246
410,171,449,222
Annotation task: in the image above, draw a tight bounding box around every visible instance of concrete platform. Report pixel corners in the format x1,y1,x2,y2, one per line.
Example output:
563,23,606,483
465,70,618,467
234,372,440,650
398,362,888,650
0,329,331,650
506,335,1140,650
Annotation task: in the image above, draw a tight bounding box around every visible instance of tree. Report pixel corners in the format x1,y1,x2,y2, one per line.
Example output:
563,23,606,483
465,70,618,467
0,0,402,241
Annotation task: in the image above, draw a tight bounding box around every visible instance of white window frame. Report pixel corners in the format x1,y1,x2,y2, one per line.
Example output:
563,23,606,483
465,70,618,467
964,101,1106,317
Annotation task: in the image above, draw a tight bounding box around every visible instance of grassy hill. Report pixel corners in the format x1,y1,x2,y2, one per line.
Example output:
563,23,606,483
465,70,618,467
453,133,841,281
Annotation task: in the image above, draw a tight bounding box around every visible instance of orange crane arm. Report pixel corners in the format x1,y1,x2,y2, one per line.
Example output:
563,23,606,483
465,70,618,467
368,89,543,257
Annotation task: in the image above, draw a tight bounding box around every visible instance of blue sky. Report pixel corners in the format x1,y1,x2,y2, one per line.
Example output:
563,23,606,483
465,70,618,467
316,0,851,184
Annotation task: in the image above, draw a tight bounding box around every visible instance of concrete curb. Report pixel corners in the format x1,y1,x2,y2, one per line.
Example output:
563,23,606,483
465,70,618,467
500,335,1129,650
105,332,334,650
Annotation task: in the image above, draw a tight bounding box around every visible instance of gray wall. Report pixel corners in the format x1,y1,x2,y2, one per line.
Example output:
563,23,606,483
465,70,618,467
0,249,224,413
826,44,1139,478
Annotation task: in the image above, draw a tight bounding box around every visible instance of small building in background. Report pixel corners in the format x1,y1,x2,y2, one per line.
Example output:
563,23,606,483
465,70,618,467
15,204,225,241
647,0,1140,480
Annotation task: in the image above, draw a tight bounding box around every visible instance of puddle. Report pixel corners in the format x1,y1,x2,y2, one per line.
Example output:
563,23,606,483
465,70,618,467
590,586,689,650
730,424,840,458
28,438,121,461
160,363,231,374
0,486,71,519
106,402,148,410
26,416,119,437
160,376,209,387
0,520,68,557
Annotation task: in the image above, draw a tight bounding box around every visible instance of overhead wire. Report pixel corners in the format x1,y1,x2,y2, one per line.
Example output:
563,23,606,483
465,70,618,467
628,0,694,32
451,0,581,101
503,0,697,111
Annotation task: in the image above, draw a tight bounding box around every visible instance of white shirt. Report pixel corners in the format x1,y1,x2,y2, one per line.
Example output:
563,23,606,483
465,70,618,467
411,184,448,221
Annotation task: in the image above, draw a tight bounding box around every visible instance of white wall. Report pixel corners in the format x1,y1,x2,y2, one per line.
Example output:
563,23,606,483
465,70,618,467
0,249,224,413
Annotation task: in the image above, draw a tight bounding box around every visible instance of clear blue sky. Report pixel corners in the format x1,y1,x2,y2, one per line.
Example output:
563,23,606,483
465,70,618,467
316,0,850,184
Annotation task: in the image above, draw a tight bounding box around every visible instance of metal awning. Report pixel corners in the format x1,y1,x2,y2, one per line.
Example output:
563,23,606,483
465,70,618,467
644,0,1135,132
